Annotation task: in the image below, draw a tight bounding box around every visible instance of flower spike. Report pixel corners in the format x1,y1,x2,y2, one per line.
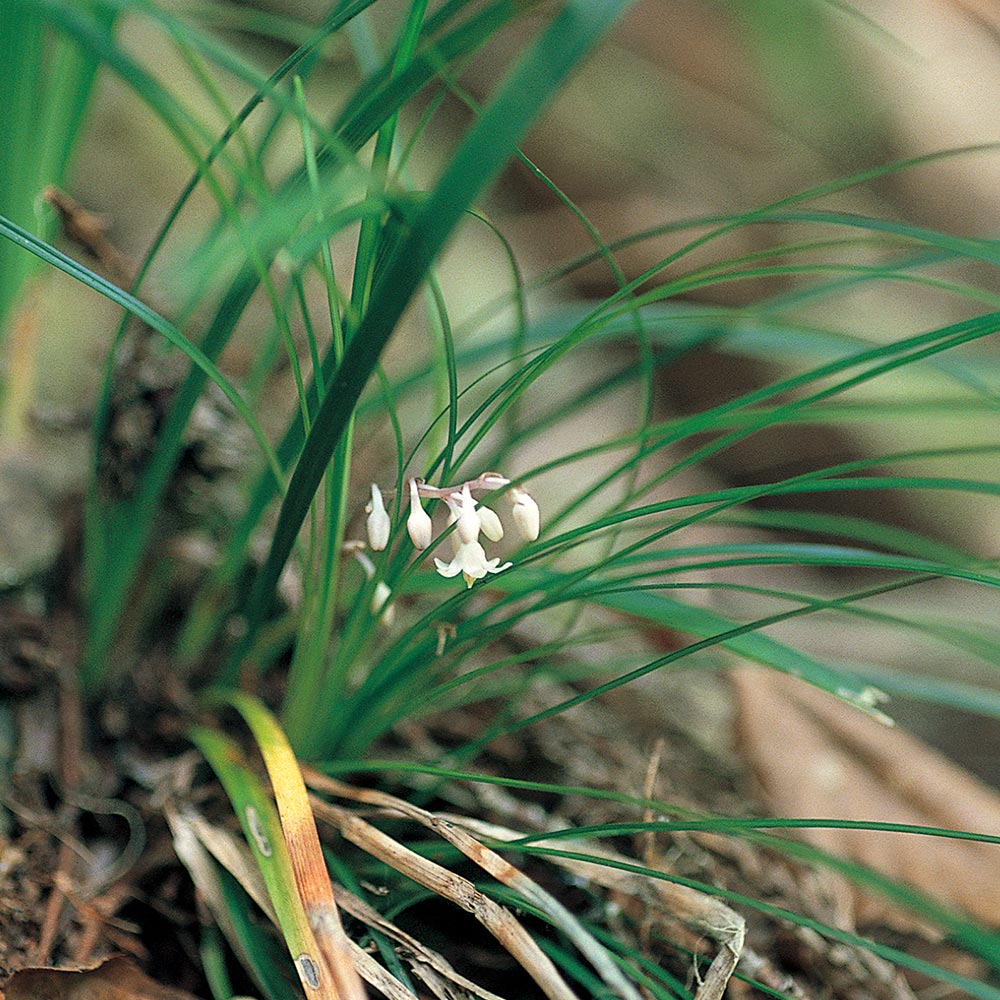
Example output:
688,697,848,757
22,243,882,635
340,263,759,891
359,470,534,590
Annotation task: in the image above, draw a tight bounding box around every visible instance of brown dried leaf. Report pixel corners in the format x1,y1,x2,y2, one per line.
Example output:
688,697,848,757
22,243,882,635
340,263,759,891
2,955,204,1000
732,667,1000,927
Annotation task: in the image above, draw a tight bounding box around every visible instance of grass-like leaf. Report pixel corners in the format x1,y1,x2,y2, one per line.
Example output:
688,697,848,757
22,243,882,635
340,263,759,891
231,0,637,688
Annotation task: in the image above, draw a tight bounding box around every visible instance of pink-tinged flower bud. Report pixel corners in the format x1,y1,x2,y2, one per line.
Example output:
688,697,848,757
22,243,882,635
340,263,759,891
406,478,433,550
478,471,510,491
477,504,504,542
510,487,539,541
366,483,391,550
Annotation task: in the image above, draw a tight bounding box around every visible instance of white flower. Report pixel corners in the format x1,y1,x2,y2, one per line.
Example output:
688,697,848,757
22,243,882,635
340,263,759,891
477,504,504,542
434,539,510,588
453,484,481,545
365,483,390,550
371,580,395,625
406,478,433,549
510,487,539,541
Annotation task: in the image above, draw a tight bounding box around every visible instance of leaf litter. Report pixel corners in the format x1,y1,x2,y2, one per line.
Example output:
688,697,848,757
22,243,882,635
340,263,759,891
4,531,1000,1000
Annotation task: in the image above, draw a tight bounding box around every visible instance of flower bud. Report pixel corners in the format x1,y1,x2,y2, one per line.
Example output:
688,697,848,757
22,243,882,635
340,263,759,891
455,484,481,545
406,478,433,549
366,483,391,551
371,580,394,625
477,504,504,542
510,487,539,541
478,472,510,491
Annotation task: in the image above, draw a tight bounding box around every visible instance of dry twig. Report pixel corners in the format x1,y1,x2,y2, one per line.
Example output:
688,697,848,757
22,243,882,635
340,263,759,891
305,770,642,1000
446,815,745,1000
306,792,581,1000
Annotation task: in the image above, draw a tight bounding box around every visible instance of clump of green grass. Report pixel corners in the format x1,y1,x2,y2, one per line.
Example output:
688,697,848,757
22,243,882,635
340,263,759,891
4,1,1000,997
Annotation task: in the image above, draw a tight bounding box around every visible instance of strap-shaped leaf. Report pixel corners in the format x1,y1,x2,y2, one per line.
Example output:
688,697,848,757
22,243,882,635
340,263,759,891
232,0,637,676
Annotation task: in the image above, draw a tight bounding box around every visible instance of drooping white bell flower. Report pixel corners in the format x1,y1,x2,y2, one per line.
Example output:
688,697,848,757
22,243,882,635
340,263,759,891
406,478,433,550
365,483,391,551
510,487,539,541
452,484,481,545
434,539,510,588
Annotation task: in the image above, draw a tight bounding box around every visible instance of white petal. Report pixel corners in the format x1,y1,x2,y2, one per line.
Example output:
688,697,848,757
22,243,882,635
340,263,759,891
436,539,510,587
406,479,433,549
479,472,510,490
434,556,463,578
510,488,539,542
477,504,504,542
366,483,391,550
455,539,489,579
455,484,481,545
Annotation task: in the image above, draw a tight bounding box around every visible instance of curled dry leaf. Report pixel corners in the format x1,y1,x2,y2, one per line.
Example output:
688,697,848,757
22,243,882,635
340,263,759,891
732,667,1000,928
2,955,204,1000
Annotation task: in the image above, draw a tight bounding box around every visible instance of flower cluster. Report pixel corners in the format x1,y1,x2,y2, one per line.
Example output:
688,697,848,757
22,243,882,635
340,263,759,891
364,472,540,591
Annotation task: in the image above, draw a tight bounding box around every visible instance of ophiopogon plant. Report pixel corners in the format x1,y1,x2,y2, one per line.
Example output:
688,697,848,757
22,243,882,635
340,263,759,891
4,2,1000,998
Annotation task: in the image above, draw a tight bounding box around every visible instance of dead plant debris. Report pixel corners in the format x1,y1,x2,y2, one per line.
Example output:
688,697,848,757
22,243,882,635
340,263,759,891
2,608,997,1000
